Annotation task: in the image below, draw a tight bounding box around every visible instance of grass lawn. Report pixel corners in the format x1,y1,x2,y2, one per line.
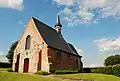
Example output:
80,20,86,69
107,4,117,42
0,71,68,81
0,71,120,81
0,68,9,71
58,73,120,81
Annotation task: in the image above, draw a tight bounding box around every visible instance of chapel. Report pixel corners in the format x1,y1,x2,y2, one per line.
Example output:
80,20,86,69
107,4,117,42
12,15,82,73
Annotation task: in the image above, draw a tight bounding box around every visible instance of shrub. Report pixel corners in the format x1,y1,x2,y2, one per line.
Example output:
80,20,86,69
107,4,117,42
54,69,79,74
35,70,49,75
7,68,13,72
112,64,120,77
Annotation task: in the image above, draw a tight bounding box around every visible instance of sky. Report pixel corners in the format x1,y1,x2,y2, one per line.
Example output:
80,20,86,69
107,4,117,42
0,0,120,67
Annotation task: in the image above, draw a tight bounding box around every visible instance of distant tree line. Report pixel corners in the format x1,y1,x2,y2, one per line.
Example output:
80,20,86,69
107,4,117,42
104,55,120,66
0,62,12,68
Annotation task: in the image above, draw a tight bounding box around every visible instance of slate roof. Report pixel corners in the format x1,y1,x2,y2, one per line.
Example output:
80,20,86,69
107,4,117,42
32,17,80,56
67,43,79,55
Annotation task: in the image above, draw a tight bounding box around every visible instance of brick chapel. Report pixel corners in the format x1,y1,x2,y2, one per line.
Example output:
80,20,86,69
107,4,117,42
12,15,82,73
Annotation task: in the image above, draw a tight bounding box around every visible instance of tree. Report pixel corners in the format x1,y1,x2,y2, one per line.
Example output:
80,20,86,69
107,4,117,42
104,55,120,66
6,41,18,64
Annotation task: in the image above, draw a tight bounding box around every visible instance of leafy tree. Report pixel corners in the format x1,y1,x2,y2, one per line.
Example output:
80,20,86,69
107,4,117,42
6,41,18,64
104,55,120,66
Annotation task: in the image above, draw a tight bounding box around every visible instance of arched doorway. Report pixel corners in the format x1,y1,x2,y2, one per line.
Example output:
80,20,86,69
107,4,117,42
23,58,29,73
15,54,20,72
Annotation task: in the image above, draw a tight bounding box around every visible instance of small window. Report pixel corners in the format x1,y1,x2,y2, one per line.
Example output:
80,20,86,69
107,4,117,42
25,35,31,50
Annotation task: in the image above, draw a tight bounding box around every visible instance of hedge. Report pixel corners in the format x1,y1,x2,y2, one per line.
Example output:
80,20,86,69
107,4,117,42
0,62,11,68
112,64,120,77
83,68,91,73
54,69,79,74
90,66,113,74
86,64,120,77
35,70,49,75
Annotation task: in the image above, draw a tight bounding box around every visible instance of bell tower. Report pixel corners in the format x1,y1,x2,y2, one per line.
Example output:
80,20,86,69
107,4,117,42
55,15,62,35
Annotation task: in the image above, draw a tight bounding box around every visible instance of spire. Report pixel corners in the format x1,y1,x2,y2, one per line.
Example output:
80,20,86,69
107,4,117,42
55,15,62,35
55,15,62,27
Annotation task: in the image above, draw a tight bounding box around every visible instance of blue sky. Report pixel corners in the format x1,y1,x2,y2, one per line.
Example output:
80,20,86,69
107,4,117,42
0,0,120,67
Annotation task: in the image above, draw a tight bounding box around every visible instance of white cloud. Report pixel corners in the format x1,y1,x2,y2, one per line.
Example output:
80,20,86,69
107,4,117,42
0,0,24,11
53,0,75,6
60,7,72,15
0,52,8,63
86,63,104,68
0,52,4,55
53,0,120,26
94,36,120,52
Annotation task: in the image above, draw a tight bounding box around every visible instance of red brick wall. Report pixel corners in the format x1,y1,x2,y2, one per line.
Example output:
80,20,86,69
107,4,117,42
47,47,80,72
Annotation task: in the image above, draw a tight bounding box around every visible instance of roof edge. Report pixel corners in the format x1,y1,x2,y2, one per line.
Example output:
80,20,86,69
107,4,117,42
47,46,82,58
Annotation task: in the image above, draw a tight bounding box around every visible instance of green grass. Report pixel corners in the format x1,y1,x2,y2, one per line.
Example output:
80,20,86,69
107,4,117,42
0,71,67,81
58,73,120,81
0,71,120,81
0,68,10,71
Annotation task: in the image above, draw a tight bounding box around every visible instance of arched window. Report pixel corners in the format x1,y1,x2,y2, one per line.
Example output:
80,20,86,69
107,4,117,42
25,35,31,50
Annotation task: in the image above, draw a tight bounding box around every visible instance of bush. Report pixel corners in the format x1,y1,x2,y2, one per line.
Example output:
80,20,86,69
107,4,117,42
112,64,120,77
54,69,79,74
35,70,49,75
7,68,13,72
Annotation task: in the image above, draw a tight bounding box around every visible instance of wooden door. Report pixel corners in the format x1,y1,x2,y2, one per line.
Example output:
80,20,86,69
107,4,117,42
15,54,20,72
23,58,29,73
